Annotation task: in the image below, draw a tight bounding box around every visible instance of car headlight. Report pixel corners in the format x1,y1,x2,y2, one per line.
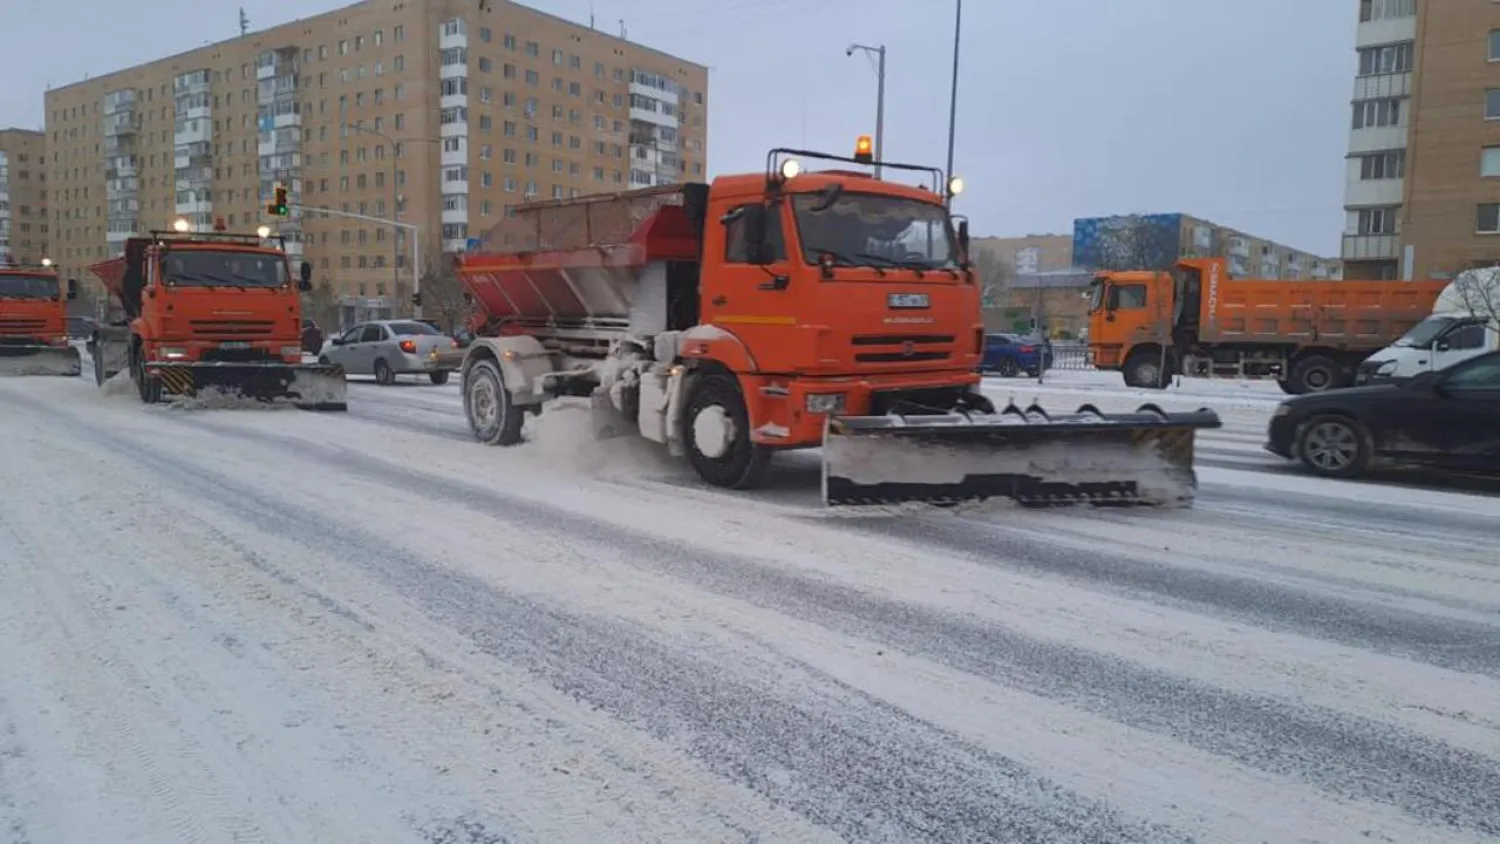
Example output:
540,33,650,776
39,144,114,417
1374,360,1396,376
805,393,846,414
1273,404,1292,417
281,345,303,357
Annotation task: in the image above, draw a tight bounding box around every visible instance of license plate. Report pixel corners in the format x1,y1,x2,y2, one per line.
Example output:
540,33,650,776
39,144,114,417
219,341,251,349
888,293,929,309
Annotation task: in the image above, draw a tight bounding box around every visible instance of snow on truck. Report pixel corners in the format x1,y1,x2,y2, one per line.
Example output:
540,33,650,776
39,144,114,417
0,258,82,377
86,221,348,410
1087,256,1446,394
453,141,1221,508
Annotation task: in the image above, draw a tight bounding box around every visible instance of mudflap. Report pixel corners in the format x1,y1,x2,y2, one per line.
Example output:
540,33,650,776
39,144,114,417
589,387,634,440
145,362,349,411
821,402,1222,509
0,345,82,377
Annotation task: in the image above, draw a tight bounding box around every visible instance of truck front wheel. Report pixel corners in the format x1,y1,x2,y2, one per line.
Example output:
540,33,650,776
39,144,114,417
683,373,771,490
464,358,525,445
1124,350,1170,390
131,344,160,404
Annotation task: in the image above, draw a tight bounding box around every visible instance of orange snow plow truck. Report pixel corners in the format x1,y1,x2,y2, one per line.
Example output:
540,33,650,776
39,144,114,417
0,259,81,377
86,227,347,410
454,142,1221,508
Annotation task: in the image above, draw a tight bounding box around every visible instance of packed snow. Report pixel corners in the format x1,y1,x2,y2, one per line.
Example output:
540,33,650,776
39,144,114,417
0,364,1497,843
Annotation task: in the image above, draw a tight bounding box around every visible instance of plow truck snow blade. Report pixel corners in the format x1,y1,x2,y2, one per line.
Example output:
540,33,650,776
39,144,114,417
0,344,82,377
821,402,1222,508
145,361,348,411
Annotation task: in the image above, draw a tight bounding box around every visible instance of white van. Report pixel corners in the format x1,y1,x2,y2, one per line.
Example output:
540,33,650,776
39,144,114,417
1356,268,1500,384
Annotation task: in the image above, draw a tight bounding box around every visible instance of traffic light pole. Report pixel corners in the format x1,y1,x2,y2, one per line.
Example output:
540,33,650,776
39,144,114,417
288,205,423,319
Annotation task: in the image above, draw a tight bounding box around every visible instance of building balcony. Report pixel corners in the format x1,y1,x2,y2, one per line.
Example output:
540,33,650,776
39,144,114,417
441,208,468,225
103,113,140,136
629,107,675,129
1355,14,1415,48
440,121,468,139
1343,177,1404,207
441,179,469,195
1342,233,1400,261
1348,124,1407,155
440,146,466,167
1352,72,1411,101
175,198,213,216
273,112,302,129
440,93,468,110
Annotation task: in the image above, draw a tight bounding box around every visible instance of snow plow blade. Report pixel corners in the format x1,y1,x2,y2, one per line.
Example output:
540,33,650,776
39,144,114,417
0,344,82,377
145,361,348,411
822,402,1222,508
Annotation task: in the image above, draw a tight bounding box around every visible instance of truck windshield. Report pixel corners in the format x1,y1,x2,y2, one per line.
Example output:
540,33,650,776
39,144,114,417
161,250,289,288
791,192,956,270
1393,315,1456,348
0,274,60,300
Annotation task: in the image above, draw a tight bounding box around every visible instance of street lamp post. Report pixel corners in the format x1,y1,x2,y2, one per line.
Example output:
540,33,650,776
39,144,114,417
846,43,886,179
294,204,420,321
945,0,963,206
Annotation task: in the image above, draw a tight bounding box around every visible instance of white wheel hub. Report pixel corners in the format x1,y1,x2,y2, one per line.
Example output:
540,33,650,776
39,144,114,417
692,404,735,459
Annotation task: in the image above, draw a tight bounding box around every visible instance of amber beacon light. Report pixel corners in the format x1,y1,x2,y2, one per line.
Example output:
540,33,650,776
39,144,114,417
853,135,874,164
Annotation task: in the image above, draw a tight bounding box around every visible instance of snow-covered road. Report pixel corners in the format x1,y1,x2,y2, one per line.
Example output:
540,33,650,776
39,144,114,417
1,369,1498,843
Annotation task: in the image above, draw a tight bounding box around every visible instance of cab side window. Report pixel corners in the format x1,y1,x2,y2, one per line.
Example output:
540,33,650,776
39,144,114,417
1109,284,1148,310
1442,323,1487,351
723,204,787,264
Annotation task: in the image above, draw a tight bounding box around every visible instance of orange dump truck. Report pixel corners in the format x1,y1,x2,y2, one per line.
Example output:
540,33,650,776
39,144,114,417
452,141,1221,508
87,226,347,409
0,260,81,376
1088,257,1446,394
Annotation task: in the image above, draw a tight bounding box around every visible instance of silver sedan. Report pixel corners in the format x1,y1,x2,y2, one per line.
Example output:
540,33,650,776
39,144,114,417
319,319,461,385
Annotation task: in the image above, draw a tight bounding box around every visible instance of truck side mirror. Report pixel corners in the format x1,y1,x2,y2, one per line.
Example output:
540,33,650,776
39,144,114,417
739,204,771,265
66,279,78,300
298,261,313,292
957,219,971,266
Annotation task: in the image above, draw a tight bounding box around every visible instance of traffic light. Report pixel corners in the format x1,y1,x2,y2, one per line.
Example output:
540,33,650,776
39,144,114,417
267,185,289,217
411,291,422,307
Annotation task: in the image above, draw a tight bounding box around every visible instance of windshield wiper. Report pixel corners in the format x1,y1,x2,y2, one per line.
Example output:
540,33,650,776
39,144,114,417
813,249,875,273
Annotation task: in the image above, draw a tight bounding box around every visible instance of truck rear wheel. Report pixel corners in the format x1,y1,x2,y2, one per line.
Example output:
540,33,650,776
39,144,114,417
464,358,524,445
683,373,771,490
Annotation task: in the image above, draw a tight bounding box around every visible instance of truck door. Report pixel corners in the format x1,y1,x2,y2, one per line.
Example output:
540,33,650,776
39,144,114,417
703,201,794,372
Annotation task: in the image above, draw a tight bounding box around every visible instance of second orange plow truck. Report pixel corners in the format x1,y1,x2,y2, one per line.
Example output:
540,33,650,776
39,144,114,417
0,258,81,377
454,139,1221,508
86,221,348,410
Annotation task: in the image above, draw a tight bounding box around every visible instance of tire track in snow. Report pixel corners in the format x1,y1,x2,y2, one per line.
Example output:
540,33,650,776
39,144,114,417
834,516,1500,679
160,415,1500,839
17,394,1179,844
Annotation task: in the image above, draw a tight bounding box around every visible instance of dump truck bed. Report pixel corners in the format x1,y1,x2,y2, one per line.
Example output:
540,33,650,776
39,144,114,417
1198,277,1447,349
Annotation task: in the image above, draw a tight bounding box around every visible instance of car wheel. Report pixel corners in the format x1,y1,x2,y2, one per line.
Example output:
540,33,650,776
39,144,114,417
1297,415,1370,479
683,373,772,490
318,355,331,366
374,358,394,386
429,370,450,386
996,357,1020,378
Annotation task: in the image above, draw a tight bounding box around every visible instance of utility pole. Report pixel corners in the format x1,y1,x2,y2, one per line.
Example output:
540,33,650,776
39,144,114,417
343,122,400,312
846,43,887,178
945,0,963,205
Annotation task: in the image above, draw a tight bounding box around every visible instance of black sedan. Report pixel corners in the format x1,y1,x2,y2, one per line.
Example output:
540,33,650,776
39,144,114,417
1265,350,1500,479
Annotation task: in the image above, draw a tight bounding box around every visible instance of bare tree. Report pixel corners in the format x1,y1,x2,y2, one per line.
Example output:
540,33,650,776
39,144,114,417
972,246,1013,309
1081,214,1180,272
1446,267,1500,324
415,249,472,332
300,281,339,332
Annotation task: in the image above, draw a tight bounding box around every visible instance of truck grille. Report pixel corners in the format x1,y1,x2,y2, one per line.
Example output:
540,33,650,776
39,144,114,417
188,319,277,337
0,318,47,335
851,333,953,364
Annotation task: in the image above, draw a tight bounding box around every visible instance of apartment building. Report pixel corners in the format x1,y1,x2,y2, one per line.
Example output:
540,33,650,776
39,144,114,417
1343,0,1500,280
0,127,48,265
43,0,707,325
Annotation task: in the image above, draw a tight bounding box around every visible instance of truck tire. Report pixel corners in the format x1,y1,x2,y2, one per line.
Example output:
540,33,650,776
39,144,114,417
683,373,772,490
1289,354,1338,395
131,344,160,404
1297,414,1370,479
464,358,525,445
1124,350,1169,390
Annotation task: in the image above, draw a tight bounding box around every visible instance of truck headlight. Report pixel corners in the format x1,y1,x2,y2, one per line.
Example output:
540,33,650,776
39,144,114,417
1375,360,1397,376
157,346,188,360
281,345,303,357
805,393,846,414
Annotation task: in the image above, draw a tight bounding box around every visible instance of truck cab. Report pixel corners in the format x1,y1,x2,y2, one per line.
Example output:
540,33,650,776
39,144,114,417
1357,268,1500,384
0,259,82,376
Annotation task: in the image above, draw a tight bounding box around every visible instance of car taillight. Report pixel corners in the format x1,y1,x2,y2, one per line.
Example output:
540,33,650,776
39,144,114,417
399,339,416,353
450,339,460,348
1019,345,1035,353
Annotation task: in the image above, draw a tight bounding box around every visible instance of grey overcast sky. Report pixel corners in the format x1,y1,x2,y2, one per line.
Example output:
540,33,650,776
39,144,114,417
0,0,1355,255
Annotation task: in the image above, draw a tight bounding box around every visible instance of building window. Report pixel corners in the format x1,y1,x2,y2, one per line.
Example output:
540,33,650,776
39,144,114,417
1483,146,1500,177
1479,204,1500,234
1490,31,1500,62
1359,0,1414,22
1357,42,1412,76
1356,206,1399,235
1488,89,1500,120
1358,149,1405,180
1352,97,1403,129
